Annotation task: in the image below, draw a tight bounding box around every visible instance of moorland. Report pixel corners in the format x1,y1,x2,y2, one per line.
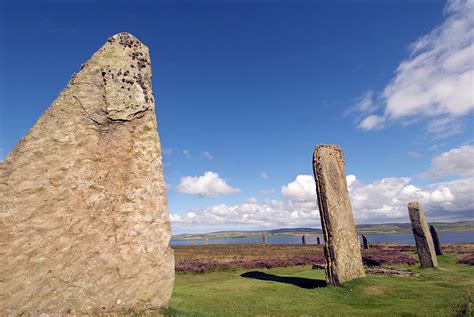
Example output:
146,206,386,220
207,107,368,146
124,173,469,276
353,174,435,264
164,243,474,316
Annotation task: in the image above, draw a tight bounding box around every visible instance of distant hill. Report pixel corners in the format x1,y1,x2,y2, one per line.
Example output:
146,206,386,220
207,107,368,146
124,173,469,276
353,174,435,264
355,221,474,233
172,221,474,240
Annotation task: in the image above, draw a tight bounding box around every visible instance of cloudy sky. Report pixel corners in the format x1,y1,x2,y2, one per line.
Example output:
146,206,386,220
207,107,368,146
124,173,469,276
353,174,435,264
1,0,473,234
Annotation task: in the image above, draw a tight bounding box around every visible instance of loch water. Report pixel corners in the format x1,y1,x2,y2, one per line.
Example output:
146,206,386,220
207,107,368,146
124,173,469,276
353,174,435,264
171,230,474,246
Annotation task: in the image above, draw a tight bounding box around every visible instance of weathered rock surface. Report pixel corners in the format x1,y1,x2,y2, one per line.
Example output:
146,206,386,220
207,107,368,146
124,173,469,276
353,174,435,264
0,32,174,315
362,234,369,250
366,267,419,277
312,144,365,286
429,225,443,256
407,202,438,268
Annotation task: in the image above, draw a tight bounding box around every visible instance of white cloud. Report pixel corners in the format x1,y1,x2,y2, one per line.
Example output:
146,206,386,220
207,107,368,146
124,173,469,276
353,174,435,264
408,151,422,160
260,171,269,180
352,0,474,132
427,145,474,177
259,189,275,195
281,175,316,201
345,90,378,117
425,117,465,137
176,171,240,197
163,148,173,155
358,115,385,130
171,198,319,229
172,173,474,232
355,90,377,113
346,174,358,189
200,151,213,160
183,150,191,159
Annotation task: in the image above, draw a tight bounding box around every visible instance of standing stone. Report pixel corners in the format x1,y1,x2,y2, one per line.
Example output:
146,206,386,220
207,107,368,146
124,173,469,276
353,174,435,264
262,233,267,244
0,33,174,315
317,236,321,244
429,225,443,255
407,202,438,268
302,234,307,245
205,238,209,245
362,234,369,250
312,144,365,286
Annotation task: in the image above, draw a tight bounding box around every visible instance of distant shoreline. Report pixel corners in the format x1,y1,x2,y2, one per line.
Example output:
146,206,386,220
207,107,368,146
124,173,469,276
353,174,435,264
172,221,474,240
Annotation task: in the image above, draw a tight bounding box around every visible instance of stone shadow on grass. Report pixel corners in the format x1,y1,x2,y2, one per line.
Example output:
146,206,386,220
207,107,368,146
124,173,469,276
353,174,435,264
240,271,327,289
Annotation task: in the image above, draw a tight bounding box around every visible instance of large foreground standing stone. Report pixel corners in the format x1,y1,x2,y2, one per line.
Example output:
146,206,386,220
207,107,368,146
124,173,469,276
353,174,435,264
407,202,438,268
0,33,174,315
312,144,365,286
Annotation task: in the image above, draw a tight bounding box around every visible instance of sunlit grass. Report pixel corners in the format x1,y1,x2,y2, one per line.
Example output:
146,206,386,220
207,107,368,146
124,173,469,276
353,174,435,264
164,254,473,316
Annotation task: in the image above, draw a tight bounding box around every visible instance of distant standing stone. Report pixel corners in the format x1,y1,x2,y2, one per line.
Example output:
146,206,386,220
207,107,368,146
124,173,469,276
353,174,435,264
312,144,365,286
362,234,369,250
205,238,209,245
262,233,267,244
429,225,443,256
407,202,438,268
302,234,307,245
317,236,321,244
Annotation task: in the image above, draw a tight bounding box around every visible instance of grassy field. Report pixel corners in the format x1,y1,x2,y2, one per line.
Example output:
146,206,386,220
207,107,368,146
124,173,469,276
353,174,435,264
165,251,473,316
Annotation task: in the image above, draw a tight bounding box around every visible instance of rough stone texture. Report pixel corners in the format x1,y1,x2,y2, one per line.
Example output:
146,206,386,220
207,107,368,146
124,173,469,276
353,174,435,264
366,267,419,277
312,144,365,286
0,33,174,315
302,234,307,245
362,234,369,250
429,225,443,256
407,202,438,268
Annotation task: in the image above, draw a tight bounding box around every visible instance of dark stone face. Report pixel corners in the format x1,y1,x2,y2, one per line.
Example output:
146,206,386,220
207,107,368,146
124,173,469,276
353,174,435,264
407,202,438,268
429,225,443,255
362,234,369,250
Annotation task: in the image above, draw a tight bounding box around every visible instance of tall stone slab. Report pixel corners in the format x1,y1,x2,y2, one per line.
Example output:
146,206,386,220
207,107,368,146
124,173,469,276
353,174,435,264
0,33,174,315
312,144,365,286
262,233,267,244
362,234,369,250
407,202,438,268
429,225,443,255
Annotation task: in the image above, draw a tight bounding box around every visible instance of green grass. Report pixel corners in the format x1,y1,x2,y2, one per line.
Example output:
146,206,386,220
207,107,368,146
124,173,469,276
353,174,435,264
164,254,473,316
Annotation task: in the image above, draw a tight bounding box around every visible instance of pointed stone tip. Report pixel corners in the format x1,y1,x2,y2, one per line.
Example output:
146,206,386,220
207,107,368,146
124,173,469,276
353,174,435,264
106,32,147,47
314,144,342,152
313,144,343,160
408,201,420,209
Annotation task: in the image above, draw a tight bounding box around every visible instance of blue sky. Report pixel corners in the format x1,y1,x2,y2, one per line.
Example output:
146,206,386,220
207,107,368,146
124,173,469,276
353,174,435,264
1,0,473,234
